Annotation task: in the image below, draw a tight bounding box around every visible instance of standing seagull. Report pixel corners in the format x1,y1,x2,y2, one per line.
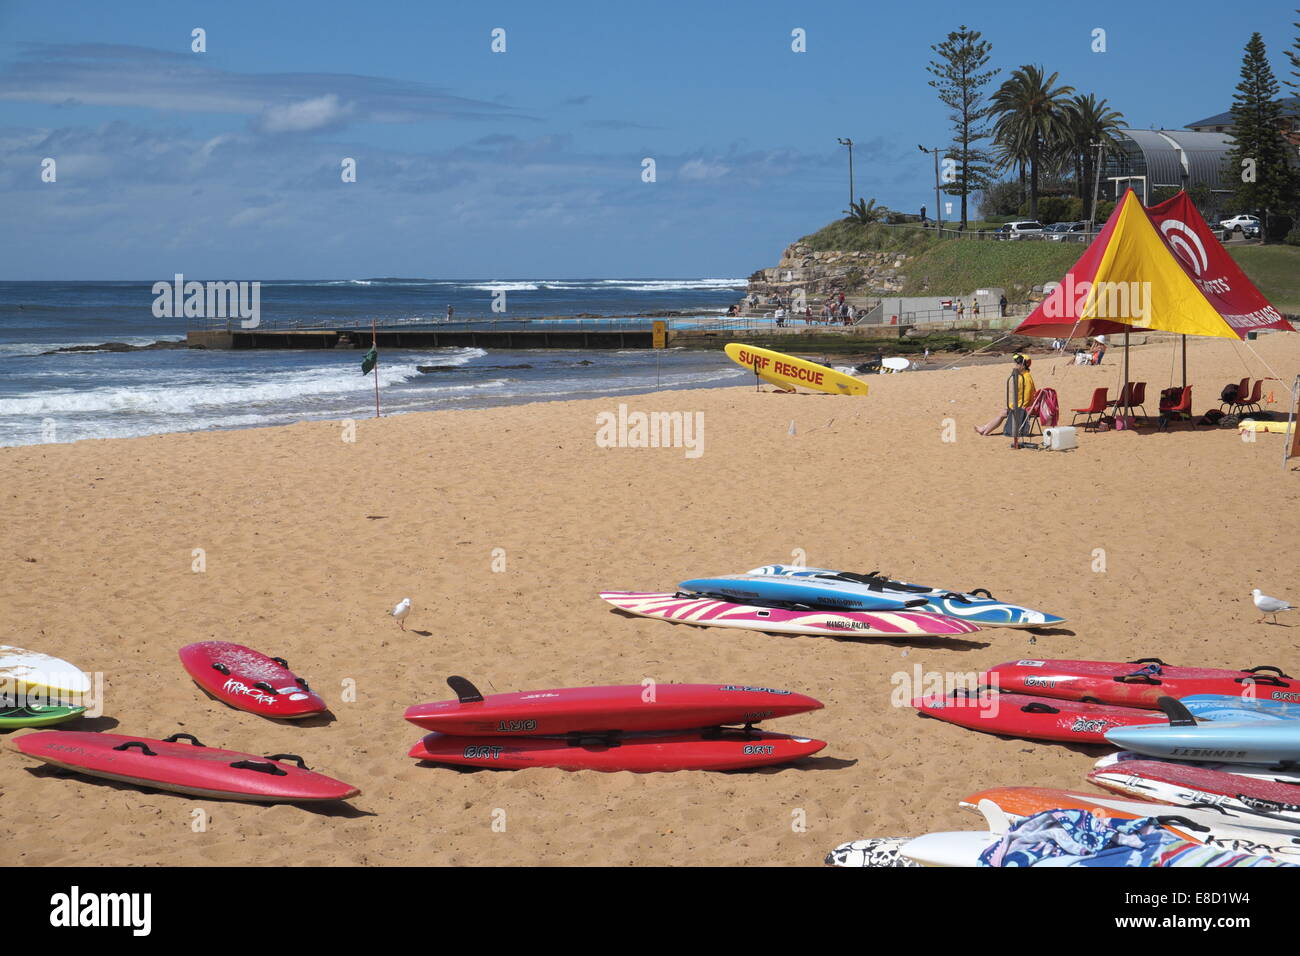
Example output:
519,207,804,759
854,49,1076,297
1252,589,1294,625
390,597,412,630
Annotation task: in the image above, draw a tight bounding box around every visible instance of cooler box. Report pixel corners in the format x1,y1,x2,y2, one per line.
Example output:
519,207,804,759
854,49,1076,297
1042,426,1078,451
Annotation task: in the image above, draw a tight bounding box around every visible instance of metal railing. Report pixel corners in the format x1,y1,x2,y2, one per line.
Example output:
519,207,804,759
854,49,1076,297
189,313,839,336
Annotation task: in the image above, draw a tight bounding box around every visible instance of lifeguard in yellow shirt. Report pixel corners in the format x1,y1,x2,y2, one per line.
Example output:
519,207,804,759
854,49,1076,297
975,354,1036,436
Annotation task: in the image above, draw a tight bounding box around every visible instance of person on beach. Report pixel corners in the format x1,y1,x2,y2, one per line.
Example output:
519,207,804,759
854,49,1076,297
973,301,980,318
1092,336,1107,365
446,304,454,322
974,354,1036,436
957,301,965,319
999,294,1008,317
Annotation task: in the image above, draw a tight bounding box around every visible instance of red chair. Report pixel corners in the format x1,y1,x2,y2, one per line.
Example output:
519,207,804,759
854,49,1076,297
1159,385,1195,429
1107,382,1148,422
1129,381,1149,420
1232,379,1263,416
1220,377,1249,411
1072,387,1110,431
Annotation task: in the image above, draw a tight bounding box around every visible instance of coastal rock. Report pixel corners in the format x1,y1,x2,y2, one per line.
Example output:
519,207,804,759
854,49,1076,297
41,340,187,355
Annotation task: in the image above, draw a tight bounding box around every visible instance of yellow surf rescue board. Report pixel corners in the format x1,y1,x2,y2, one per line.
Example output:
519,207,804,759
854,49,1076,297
1240,419,1295,434
724,343,867,396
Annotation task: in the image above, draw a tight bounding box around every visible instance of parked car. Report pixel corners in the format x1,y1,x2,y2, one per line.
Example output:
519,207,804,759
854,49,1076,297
996,220,1045,240
1218,214,1260,233
1046,221,1087,241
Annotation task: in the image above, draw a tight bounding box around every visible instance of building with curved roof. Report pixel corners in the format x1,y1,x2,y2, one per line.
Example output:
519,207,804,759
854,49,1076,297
1099,129,1234,205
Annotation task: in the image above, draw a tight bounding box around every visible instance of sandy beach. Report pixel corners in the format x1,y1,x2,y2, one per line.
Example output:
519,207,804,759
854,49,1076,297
2,332,1297,867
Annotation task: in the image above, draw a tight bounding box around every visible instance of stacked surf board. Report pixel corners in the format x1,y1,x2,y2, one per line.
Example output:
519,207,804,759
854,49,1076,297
598,591,981,638
700,566,1065,627
405,677,826,772
1088,759,1300,823
0,645,90,729
985,658,1297,707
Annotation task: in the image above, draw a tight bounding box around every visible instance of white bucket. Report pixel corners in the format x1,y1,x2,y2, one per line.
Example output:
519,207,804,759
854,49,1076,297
1042,426,1078,451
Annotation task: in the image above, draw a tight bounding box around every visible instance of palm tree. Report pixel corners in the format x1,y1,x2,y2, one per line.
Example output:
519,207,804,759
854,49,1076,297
1062,94,1126,201
990,65,1075,218
846,197,887,224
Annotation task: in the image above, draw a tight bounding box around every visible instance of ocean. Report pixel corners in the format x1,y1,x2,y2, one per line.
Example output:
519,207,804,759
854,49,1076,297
0,278,751,447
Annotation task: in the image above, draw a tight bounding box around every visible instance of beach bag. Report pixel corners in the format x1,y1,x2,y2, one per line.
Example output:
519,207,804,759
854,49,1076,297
1220,383,1239,403
1114,415,1136,430
1028,387,1059,427
1003,407,1031,437
1200,409,1224,426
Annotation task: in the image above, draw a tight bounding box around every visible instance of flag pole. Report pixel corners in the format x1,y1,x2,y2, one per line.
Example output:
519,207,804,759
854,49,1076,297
372,317,380,418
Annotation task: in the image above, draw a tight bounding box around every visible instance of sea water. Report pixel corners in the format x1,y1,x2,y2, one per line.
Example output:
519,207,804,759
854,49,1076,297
0,278,750,446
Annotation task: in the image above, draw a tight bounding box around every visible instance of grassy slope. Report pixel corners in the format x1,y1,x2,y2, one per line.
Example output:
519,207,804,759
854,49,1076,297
1228,245,1300,314
797,220,1300,312
896,241,1081,302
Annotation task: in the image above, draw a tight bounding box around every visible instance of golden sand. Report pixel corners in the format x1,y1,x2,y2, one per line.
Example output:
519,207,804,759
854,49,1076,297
1,333,1297,866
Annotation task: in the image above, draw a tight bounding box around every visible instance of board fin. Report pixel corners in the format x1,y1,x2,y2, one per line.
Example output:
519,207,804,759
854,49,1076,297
1156,695,1197,727
446,675,484,704
976,798,1011,834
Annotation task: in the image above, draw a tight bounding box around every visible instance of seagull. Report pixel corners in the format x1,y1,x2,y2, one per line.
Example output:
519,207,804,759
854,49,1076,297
1253,589,1294,625
390,598,412,630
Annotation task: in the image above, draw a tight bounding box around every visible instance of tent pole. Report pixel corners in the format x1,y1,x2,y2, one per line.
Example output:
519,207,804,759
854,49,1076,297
1181,334,1187,390
1122,328,1131,421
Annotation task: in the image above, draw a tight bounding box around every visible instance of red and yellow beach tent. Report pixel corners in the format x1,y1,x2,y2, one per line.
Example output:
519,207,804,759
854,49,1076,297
1016,189,1292,340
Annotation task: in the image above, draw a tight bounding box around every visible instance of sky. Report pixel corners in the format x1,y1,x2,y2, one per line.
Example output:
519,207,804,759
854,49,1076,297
0,0,1294,279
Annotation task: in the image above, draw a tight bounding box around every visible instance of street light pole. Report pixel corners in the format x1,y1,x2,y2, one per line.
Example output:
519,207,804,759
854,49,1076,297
1089,140,1105,229
837,138,854,212
918,145,942,233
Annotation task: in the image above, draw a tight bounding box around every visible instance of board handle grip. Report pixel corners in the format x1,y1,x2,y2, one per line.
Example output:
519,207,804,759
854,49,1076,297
1020,702,1060,714
230,759,288,777
163,733,205,747
264,753,309,770
112,740,157,756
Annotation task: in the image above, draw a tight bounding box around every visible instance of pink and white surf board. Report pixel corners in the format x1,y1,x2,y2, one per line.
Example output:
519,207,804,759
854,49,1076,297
599,591,981,637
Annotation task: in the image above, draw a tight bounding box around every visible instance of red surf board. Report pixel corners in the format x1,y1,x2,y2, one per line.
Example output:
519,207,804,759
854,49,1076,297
913,691,1165,744
1089,759,1300,819
404,682,823,735
179,641,326,719
408,728,826,772
13,731,358,802
984,659,1297,708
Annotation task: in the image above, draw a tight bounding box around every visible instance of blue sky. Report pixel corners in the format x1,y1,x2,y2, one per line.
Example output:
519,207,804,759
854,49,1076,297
0,0,1293,279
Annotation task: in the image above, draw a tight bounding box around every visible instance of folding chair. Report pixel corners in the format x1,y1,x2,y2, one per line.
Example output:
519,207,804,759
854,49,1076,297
1158,385,1196,429
1232,379,1263,416
1071,387,1110,431
1220,377,1249,411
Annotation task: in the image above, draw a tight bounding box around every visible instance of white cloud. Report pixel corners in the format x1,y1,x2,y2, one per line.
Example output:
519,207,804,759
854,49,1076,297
678,158,730,181
253,94,354,135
